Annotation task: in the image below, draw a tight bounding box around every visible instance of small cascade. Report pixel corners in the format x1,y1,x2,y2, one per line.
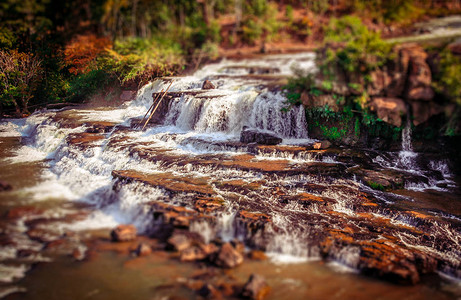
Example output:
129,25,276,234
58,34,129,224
397,114,418,170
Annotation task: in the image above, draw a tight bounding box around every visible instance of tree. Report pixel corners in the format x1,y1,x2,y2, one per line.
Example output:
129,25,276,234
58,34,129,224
0,50,42,116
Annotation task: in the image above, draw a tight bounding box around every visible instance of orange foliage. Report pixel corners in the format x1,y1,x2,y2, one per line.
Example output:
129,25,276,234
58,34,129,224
63,34,112,75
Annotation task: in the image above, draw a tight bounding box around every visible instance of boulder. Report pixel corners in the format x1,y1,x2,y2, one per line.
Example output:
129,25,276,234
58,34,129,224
111,224,137,242
404,45,434,101
167,233,191,252
240,128,282,145
408,100,443,126
313,140,332,150
214,242,244,268
202,80,215,90
197,283,222,299
303,94,342,112
135,243,152,256
0,180,12,192
448,39,461,56
241,274,270,300
367,69,392,96
180,246,207,262
368,97,407,127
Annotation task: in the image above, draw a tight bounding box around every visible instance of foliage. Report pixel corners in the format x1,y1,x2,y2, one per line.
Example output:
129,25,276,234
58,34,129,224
323,16,392,74
433,48,461,106
351,0,423,24
241,1,279,45
64,34,112,75
367,181,386,191
0,50,42,115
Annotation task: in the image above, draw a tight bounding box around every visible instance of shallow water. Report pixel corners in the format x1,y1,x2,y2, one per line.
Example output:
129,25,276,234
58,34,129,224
1,52,460,299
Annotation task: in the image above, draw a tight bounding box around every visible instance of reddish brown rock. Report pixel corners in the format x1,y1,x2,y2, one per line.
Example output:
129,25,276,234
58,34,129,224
167,233,192,252
404,45,434,101
214,242,244,268
408,100,443,126
202,80,215,90
313,140,332,150
135,242,152,256
0,180,12,192
6,206,43,219
197,283,222,299
248,250,267,261
241,274,270,300
369,97,407,127
180,246,207,262
111,224,137,242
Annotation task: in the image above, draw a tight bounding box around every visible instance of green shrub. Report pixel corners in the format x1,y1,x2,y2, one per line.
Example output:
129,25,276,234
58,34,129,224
66,69,113,102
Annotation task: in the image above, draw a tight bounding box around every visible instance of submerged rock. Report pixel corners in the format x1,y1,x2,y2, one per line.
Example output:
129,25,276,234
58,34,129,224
240,128,282,145
202,80,215,90
0,180,12,192
241,274,270,300
111,225,137,242
214,242,243,268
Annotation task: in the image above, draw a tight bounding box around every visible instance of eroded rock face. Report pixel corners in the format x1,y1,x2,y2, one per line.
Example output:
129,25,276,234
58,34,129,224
111,225,137,242
0,180,13,192
241,274,270,300
214,242,244,268
202,80,215,90
369,97,407,127
240,128,282,145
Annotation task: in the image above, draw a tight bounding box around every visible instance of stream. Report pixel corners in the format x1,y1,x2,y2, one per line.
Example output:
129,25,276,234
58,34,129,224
0,52,460,299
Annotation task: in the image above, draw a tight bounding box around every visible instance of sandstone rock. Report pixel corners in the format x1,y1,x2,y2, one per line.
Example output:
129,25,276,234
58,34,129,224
408,100,443,126
240,128,282,145
448,39,461,56
241,274,270,300
368,97,407,127
404,45,434,101
248,250,267,261
214,242,243,268
111,224,137,242
367,69,392,96
304,94,342,112
135,243,152,256
180,246,207,262
202,80,215,90
0,180,12,192
197,283,222,299
167,233,191,252
120,90,136,101
313,140,332,150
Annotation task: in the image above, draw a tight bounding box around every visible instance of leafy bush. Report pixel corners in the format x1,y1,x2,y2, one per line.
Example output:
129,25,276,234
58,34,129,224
66,69,113,103
433,48,461,106
323,16,391,75
0,50,42,115
241,1,279,45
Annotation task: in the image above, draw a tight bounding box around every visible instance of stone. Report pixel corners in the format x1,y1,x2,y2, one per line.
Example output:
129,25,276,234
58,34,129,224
313,140,332,150
0,180,12,192
408,100,443,126
241,274,270,300
248,250,267,261
111,224,137,242
404,45,434,101
214,242,244,268
368,97,407,127
304,94,342,112
240,128,282,145
180,246,207,262
135,243,152,256
167,233,191,252
448,39,461,55
120,90,136,101
197,283,222,299
202,80,215,90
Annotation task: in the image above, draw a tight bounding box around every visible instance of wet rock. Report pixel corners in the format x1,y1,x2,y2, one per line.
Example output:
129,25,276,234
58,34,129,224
135,243,152,257
313,140,332,150
240,128,282,145
6,206,43,220
202,80,215,90
404,44,434,101
120,90,136,101
368,97,407,127
241,274,270,300
197,283,222,299
111,224,137,242
0,180,12,192
167,233,191,252
408,100,443,126
214,242,243,268
248,250,267,261
180,246,207,262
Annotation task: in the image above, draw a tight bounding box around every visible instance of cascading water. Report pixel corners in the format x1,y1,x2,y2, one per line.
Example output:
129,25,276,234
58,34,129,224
398,113,418,170
1,52,461,297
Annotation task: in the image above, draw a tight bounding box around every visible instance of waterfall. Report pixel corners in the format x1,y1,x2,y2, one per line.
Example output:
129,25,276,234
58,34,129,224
398,112,418,170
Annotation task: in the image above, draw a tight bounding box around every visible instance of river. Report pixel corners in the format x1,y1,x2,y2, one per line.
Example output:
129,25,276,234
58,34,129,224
0,52,460,299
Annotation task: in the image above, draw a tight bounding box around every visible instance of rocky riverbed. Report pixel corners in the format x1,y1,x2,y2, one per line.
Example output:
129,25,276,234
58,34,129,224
0,52,460,299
